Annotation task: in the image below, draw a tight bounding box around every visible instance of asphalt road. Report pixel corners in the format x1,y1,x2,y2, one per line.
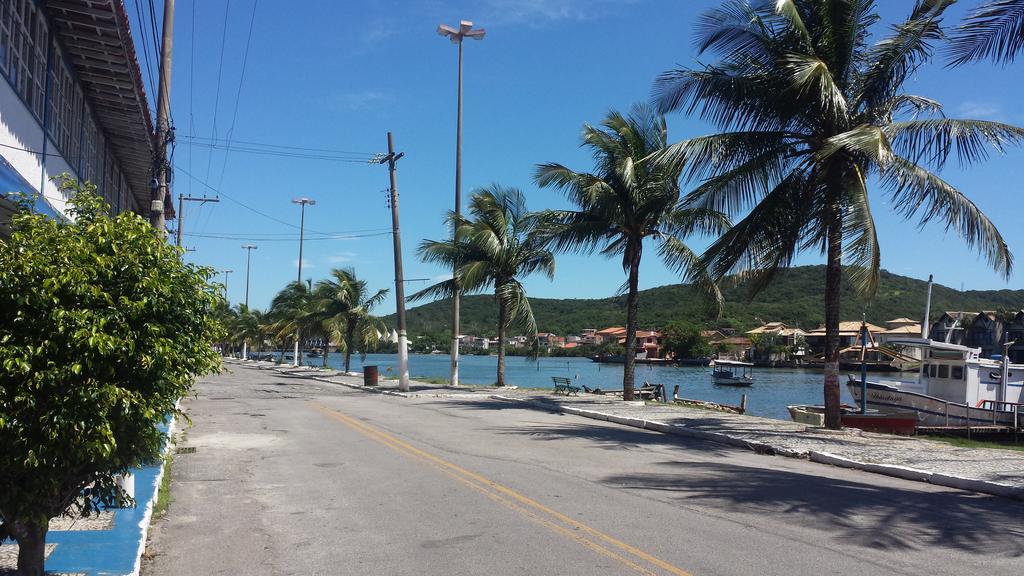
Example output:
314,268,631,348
143,366,1024,576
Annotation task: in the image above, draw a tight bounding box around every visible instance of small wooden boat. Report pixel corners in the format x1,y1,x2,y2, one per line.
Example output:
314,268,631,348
787,404,918,435
710,359,754,387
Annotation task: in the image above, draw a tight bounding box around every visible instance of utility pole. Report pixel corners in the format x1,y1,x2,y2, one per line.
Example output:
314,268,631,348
378,132,410,392
150,0,175,235
240,245,257,361
175,194,219,247
291,198,315,366
437,19,485,386
221,269,233,297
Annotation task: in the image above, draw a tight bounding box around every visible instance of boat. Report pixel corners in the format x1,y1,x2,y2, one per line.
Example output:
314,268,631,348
589,354,675,365
787,405,918,435
710,359,754,387
847,338,1024,428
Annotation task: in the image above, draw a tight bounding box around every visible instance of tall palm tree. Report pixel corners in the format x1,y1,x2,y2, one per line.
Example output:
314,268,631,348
233,304,263,360
410,185,556,387
269,281,319,366
653,0,1021,428
534,104,729,400
949,0,1024,65
313,268,388,373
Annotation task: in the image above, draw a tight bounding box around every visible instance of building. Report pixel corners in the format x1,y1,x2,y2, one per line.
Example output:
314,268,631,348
596,326,626,344
0,0,170,236
709,336,753,360
461,335,489,350
536,332,565,349
804,321,885,354
745,322,808,361
580,329,599,345
929,311,970,345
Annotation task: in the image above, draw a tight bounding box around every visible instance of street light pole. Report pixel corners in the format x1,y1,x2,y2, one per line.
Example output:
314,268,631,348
291,198,315,366
438,19,485,387
221,269,233,298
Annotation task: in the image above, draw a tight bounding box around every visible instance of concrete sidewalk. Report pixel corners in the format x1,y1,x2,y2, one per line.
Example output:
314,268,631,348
234,359,1024,500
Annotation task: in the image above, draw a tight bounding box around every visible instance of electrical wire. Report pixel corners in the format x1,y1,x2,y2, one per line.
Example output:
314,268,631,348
204,0,232,184
184,231,392,242
132,0,158,99
174,164,327,233
180,135,376,156
186,142,377,162
216,0,260,189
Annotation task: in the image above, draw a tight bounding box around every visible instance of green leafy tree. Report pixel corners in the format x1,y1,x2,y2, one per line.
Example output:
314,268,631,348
313,268,388,373
411,185,555,386
535,104,729,400
0,177,222,575
948,0,1024,65
653,0,1020,427
662,321,712,359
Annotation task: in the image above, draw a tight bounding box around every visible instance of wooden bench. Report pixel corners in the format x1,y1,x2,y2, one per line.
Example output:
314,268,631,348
552,376,581,396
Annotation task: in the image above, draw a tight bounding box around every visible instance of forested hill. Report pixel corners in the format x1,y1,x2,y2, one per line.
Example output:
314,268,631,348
386,266,1024,337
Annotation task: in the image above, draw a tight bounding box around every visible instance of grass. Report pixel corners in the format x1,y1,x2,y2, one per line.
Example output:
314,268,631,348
925,435,1024,452
153,452,173,518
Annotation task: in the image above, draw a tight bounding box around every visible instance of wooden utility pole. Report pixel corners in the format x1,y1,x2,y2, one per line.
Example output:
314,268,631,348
380,132,410,392
151,0,175,234
175,194,219,247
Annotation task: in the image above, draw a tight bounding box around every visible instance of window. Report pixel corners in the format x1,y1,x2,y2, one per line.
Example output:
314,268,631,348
952,366,964,380
927,364,936,378
938,365,949,378
1,0,47,121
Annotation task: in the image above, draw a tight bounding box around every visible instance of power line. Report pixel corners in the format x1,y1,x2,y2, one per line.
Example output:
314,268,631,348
180,135,376,156
204,0,232,184
185,142,377,162
174,164,327,233
185,231,392,242
132,0,157,99
179,226,392,238
216,0,260,189
187,0,196,196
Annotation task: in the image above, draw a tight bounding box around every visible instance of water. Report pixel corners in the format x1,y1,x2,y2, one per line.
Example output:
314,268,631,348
290,352,860,421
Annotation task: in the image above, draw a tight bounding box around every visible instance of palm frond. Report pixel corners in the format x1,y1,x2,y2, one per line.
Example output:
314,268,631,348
947,0,1024,65
884,118,1024,170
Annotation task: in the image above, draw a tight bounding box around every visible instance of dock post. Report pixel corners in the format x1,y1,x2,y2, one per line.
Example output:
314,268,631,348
673,384,679,401
740,394,748,414
966,405,971,439
944,401,949,427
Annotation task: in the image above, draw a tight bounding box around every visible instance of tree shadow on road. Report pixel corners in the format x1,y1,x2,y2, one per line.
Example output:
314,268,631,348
605,461,1024,557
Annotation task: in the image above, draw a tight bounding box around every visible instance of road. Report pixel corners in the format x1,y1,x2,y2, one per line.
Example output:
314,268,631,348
143,366,1024,576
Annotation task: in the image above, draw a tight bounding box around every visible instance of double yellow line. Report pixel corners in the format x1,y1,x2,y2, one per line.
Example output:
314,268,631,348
312,402,692,576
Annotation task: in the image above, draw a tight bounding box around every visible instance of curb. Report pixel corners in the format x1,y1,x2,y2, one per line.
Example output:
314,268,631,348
229,360,411,398
489,395,1023,501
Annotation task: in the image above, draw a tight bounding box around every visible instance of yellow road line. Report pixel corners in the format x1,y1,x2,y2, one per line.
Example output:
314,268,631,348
312,402,692,576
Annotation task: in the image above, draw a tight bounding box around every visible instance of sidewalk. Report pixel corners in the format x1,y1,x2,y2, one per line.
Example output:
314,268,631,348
238,359,1024,500
0,420,173,576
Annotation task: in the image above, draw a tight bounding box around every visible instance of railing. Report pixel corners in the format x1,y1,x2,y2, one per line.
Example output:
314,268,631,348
977,400,1024,430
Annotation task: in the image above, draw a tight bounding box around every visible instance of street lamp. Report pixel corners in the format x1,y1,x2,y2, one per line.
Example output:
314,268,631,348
437,19,484,387
291,198,316,284
242,244,258,308
220,269,233,297
291,198,315,366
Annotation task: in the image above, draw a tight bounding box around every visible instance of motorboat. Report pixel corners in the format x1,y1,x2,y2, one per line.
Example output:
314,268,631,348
847,338,1024,427
710,359,754,387
787,404,918,435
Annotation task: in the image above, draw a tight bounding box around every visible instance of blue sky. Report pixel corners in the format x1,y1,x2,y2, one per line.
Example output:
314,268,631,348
128,0,1024,313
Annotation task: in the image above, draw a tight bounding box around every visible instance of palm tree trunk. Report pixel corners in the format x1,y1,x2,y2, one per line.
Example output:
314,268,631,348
322,344,328,368
623,240,642,401
344,322,355,373
823,210,844,430
496,290,507,387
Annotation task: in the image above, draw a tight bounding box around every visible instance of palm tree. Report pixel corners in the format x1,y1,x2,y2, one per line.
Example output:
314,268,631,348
233,304,263,360
269,281,319,366
410,185,556,387
949,0,1024,65
313,268,388,373
653,0,1021,428
534,104,729,400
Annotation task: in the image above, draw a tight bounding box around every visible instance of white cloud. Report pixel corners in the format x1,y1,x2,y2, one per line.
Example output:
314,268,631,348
480,0,640,26
957,101,1002,120
334,90,395,111
327,252,357,264
294,259,315,270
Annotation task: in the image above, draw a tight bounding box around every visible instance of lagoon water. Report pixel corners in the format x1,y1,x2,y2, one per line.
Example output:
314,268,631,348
304,352,861,421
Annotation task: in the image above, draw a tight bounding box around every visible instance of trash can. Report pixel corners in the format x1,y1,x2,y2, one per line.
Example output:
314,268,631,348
363,365,379,386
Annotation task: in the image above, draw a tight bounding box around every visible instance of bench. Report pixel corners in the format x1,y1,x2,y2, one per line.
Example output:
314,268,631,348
552,376,581,396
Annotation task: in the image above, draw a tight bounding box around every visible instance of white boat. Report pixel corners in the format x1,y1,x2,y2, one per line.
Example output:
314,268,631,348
710,359,754,387
847,338,1024,427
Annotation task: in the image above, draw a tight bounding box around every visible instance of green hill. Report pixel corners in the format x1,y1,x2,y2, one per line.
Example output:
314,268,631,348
387,266,1024,337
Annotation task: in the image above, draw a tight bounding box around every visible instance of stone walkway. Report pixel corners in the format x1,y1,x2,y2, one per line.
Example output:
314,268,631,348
240,360,1024,499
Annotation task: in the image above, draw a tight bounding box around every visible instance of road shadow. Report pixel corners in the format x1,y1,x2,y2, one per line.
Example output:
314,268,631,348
604,461,1024,556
